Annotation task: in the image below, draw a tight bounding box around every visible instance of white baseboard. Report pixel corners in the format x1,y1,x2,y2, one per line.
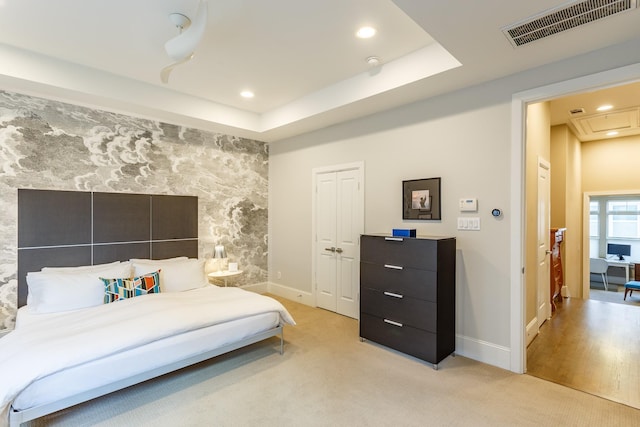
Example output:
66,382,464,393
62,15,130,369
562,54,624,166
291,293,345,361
455,334,511,371
260,283,516,372
239,281,269,294
526,317,538,347
265,282,314,306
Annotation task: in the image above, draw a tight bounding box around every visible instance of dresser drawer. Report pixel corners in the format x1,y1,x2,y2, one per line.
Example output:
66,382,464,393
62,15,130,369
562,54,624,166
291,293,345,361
361,287,437,332
360,262,437,302
360,313,438,363
360,235,438,271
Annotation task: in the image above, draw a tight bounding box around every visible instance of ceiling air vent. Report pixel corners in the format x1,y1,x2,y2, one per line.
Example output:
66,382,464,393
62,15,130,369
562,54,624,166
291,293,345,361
569,108,586,115
502,0,639,47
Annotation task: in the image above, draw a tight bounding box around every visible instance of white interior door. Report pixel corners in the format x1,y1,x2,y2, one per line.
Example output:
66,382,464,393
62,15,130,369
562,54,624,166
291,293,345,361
314,163,363,319
316,172,338,312
335,169,359,319
537,157,551,328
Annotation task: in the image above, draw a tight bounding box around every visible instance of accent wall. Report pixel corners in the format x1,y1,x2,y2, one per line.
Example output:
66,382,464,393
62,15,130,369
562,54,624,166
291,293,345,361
0,90,269,333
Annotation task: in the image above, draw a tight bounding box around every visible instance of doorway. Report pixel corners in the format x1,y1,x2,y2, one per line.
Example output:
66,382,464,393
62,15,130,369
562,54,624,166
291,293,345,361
515,64,640,404
312,162,364,319
510,62,640,373
583,191,640,304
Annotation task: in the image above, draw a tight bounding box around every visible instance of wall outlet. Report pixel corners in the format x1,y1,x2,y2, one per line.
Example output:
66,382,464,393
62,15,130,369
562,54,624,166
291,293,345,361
277,271,282,279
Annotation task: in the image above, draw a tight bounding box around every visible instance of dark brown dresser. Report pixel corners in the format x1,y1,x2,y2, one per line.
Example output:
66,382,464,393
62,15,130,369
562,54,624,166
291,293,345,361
549,228,566,313
359,234,456,368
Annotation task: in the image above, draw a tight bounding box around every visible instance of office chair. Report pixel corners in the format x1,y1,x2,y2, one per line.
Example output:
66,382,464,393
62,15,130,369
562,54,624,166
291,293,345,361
590,258,609,291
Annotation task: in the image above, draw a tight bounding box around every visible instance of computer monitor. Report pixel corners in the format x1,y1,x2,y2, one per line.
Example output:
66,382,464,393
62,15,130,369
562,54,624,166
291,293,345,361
607,243,631,260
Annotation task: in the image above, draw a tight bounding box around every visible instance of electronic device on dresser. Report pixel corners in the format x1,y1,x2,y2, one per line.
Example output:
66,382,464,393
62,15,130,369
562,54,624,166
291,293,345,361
359,234,456,369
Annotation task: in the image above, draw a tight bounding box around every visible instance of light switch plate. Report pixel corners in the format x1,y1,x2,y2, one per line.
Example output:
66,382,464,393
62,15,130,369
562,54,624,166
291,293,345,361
458,217,480,231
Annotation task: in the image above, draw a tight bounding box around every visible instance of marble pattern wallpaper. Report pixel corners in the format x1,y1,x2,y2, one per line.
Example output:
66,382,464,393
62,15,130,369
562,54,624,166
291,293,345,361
0,89,268,332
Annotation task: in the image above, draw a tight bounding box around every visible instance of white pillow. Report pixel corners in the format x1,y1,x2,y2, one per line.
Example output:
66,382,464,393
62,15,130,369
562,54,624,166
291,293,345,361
132,258,207,292
42,261,122,273
27,262,133,314
130,257,188,264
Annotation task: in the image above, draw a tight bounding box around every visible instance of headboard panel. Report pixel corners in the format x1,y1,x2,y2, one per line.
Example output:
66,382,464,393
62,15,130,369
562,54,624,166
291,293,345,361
17,189,198,307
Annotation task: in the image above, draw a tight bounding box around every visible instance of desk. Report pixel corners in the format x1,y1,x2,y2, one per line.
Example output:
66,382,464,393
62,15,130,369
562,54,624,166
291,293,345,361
607,259,630,283
208,270,243,287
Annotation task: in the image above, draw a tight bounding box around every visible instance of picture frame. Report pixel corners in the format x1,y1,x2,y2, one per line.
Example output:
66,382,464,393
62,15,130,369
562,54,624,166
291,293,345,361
402,177,441,220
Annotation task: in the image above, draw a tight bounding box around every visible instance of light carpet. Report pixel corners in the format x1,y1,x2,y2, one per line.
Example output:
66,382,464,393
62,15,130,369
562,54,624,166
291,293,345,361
26,295,640,426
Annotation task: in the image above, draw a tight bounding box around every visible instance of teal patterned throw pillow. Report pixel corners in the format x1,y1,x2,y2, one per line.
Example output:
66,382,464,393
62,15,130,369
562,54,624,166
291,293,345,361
101,270,161,304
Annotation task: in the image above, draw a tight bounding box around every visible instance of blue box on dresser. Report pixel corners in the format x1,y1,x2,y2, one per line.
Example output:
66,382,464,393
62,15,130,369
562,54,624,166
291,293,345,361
392,228,416,237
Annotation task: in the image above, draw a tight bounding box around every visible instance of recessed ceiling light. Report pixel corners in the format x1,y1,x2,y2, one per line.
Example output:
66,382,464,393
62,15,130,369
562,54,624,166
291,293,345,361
606,131,619,136
597,104,613,111
356,26,376,38
240,90,254,99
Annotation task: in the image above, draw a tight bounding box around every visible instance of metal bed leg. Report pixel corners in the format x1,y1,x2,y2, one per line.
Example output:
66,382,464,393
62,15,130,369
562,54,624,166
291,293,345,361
280,327,284,355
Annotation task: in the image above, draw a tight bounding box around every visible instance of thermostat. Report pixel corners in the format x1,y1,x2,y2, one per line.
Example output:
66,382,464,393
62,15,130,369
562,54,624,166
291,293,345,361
459,198,478,212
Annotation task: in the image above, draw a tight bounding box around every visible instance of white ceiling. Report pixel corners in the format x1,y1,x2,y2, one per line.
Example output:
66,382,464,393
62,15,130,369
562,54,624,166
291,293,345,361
549,81,640,141
1,0,640,142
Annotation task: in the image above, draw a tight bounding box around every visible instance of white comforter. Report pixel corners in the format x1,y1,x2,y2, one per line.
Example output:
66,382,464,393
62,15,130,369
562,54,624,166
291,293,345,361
0,286,295,426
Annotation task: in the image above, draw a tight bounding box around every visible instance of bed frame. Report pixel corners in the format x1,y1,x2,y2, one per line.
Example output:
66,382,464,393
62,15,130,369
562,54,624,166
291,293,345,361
10,189,286,426
9,326,284,427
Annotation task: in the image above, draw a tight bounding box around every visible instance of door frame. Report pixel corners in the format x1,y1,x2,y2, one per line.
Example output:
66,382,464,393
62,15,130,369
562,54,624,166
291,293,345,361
311,161,365,309
510,62,640,374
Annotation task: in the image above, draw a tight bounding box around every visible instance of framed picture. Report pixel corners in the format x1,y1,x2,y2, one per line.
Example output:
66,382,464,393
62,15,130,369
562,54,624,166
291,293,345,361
403,177,441,220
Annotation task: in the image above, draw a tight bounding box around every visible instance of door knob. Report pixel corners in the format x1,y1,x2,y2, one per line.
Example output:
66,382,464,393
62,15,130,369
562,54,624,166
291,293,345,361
335,248,343,253
324,247,336,252
545,250,552,255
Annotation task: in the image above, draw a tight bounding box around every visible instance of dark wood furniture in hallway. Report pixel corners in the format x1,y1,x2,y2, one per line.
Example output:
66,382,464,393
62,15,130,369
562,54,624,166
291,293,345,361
549,228,565,312
527,297,640,409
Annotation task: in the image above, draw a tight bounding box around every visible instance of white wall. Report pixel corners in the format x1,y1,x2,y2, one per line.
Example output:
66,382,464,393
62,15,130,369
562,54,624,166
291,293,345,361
268,37,640,371
270,84,514,367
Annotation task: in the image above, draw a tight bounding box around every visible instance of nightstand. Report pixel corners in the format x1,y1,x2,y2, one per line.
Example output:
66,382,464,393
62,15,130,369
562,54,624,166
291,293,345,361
208,270,243,287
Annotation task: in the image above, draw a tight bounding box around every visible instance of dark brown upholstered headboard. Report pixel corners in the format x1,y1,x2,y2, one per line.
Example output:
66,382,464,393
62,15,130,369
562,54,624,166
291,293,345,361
17,189,198,307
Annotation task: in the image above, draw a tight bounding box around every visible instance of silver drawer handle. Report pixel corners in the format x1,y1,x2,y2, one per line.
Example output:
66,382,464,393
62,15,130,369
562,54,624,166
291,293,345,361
384,291,403,299
384,319,403,327
384,237,403,241
384,264,403,270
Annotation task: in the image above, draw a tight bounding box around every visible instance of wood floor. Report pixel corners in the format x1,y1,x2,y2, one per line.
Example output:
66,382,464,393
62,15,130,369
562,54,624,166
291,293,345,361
527,296,640,409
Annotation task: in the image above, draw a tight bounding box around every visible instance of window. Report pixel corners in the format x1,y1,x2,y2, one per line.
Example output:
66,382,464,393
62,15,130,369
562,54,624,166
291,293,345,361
589,195,640,260
606,200,640,239
589,200,599,238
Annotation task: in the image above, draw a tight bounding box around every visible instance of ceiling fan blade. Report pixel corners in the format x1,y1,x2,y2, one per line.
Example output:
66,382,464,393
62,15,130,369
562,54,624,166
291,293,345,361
160,54,195,84
164,0,208,62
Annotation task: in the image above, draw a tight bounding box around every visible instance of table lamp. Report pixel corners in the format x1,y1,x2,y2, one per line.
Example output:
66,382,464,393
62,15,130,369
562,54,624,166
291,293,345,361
213,244,227,272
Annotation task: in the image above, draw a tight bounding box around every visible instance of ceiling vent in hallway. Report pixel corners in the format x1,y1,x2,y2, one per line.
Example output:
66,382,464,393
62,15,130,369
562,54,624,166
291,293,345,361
569,107,640,140
502,0,639,47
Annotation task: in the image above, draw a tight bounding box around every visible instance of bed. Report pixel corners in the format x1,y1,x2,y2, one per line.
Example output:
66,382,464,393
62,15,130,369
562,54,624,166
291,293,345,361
1,260,295,427
1,190,295,427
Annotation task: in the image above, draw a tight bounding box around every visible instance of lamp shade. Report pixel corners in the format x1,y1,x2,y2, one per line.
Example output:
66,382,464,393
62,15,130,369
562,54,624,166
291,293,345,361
213,245,227,259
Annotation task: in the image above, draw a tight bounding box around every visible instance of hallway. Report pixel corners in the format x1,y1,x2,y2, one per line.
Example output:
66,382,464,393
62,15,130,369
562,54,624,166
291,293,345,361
527,297,640,409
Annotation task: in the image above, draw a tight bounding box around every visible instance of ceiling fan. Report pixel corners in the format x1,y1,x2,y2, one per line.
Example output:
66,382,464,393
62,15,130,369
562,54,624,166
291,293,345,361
161,0,208,84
